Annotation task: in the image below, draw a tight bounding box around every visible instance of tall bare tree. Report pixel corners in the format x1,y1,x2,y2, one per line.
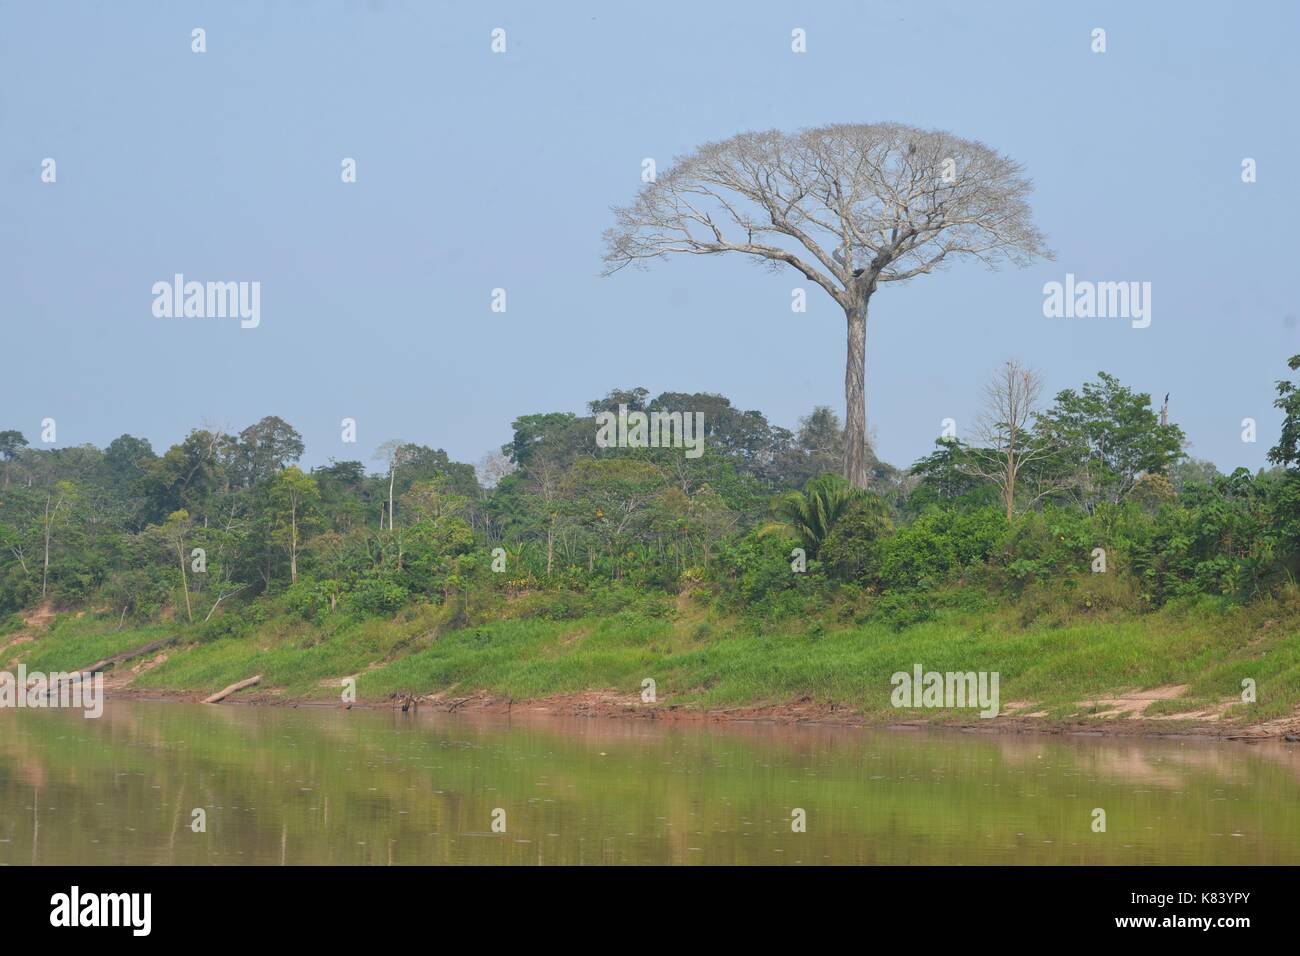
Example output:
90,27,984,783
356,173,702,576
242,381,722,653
966,359,1054,520
40,483,70,599
160,509,194,623
374,440,412,531
603,123,1052,487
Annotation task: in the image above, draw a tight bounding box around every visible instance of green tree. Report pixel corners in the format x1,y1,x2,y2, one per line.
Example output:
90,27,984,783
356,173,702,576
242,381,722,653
269,467,321,584
39,480,77,599
229,416,304,488
562,458,666,576
1267,354,1300,469
1266,354,1300,568
0,430,27,489
158,509,195,622
502,412,587,468
1034,372,1184,512
777,406,844,489
142,429,225,523
908,439,987,509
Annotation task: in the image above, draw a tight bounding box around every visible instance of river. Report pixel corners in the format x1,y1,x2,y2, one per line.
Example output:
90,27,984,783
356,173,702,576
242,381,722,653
2,702,1298,865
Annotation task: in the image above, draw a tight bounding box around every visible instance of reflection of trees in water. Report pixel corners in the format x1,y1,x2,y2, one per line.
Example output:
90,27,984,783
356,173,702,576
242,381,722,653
2,705,1300,865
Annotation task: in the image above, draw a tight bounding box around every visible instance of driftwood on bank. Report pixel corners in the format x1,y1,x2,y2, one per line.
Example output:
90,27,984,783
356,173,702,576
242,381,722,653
203,675,262,704
83,635,179,674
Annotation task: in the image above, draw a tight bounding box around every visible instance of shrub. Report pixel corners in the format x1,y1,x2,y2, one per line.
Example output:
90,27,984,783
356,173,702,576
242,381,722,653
347,576,409,616
820,495,892,581
875,591,936,630
874,506,1005,590
709,529,804,607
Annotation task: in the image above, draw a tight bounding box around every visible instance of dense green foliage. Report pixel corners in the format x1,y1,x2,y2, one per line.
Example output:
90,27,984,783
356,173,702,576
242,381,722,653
3,363,1299,638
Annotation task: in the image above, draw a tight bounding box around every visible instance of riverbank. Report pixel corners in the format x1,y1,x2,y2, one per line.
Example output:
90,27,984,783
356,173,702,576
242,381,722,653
9,588,1298,739
104,683,1300,740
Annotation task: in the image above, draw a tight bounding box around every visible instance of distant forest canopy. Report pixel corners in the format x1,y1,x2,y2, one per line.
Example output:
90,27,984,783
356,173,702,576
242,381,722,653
2,357,1299,625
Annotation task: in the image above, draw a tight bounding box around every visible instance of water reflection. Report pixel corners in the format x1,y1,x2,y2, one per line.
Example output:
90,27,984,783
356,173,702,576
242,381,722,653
1,702,1298,865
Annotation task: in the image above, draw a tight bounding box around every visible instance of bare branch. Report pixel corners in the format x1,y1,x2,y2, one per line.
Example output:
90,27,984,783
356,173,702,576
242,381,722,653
604,123,1053,304
602,123,1052,490
965,359,1052,519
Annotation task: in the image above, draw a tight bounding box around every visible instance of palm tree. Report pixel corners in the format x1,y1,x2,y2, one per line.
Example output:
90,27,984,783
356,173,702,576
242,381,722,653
775,474,862,558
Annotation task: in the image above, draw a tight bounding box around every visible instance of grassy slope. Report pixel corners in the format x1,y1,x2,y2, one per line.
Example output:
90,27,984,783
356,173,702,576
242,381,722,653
7,590,1300,725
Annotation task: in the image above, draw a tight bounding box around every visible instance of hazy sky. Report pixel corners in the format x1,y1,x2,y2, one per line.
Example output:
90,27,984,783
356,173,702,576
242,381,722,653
2,0,1297,475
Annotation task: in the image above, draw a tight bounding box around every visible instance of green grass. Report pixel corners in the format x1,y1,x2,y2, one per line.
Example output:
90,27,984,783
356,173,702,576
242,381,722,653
129,604,453,696
9,614,176,674
9,589,1300,725
356,593,1300,723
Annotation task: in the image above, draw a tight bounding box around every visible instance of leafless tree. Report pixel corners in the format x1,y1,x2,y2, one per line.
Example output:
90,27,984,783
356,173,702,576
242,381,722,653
40,487,69,598
475,450,517,490
374,440,412,531
966,359,1054,520
603,123,1052,487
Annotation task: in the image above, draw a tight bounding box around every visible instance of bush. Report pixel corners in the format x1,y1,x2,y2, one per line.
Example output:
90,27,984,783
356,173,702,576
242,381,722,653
283,578,341,620
875,591,935,630
820,495,892,581
347,576,409,616
991,507,1095,591
709,529,804,607
874,506,1005,590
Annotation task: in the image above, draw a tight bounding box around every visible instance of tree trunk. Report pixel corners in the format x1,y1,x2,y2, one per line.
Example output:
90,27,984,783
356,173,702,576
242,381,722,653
41,494,51,598
203,675,262,704
41,492,67,598
83,635,179,674
842,300,870,489
387,467,396,531
177,543,193,623
1004,450,1016,521
546,517,555,576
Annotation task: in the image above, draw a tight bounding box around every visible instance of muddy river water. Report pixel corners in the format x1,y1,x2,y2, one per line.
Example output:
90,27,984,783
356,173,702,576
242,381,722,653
2,701,1298,865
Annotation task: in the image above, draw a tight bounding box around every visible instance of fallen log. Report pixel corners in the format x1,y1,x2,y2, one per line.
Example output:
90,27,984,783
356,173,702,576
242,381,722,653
83,635,179,674
203,675,262,704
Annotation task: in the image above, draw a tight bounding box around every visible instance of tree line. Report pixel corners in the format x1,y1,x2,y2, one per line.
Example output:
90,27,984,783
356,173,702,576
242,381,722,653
2,357,1298,630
